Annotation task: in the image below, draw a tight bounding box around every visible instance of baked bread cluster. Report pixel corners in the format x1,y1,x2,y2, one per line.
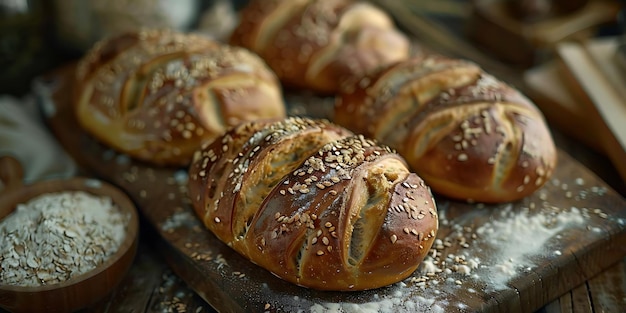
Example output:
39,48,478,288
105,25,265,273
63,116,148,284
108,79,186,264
335,55,557,203
70,0,559,293
74,29,286,166
229,0,411,94
187,117,438,290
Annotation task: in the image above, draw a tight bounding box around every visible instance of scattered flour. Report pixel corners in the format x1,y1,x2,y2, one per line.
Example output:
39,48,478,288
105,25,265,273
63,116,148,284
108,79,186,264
161,210,201,232
310,285,446,313
473,205,585,290
305,200,599,312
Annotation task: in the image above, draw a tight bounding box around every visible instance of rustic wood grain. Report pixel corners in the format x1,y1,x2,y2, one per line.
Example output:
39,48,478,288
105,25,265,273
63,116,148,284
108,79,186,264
82,242,215,313
588,261,626,312
39,63,626,313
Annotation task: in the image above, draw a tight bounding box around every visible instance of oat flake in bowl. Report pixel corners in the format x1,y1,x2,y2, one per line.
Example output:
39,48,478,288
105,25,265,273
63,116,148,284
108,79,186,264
0,191,128,286
0,156,138,313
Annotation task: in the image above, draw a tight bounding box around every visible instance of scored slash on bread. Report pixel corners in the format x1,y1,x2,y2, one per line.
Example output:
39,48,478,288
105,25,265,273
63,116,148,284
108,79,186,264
336,55,558,203
187,117,438,291
229,0,411,94
74,29,286,166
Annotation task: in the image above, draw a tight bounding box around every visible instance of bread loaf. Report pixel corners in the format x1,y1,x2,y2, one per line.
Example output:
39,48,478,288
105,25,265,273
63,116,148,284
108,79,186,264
335,55,557,203
187,117,438,291
229,0,410,94
74,29,286,166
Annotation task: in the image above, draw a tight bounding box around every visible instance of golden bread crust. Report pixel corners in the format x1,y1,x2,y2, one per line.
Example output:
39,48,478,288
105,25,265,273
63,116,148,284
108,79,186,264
75,29,286,166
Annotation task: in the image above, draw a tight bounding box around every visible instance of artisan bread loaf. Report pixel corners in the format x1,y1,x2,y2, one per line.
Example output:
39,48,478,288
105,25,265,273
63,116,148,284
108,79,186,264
335,55,557,203
187,117,438,291
229,0,410,94
74,29,286,166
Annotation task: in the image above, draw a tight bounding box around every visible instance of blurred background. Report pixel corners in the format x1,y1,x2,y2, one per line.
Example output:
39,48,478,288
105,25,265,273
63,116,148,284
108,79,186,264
0,0,251,96
0,0,624,95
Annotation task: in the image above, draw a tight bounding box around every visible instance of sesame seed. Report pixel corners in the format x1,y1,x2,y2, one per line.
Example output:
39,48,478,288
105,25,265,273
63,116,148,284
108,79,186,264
536,167,545,176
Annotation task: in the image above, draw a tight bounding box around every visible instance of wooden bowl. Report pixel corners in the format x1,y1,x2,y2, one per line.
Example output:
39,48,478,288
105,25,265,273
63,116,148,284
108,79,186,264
0,156,139,313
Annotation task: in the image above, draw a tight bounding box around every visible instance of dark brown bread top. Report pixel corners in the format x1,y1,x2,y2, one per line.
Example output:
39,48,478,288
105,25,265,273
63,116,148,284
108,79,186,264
188,117,438,290
230,0,410,94
336,55,557,203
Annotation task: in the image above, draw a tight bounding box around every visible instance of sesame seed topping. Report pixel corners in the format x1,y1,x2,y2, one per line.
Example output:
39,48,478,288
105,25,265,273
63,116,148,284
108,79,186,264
322,237,330,245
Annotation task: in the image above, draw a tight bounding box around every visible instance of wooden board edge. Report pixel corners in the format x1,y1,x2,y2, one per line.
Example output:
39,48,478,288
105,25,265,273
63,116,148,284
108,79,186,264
523,61,604,153
555,40,626,184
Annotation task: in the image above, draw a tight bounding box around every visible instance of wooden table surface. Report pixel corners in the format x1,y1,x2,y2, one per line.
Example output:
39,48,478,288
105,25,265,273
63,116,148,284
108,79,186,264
19,126,612,313
44,127,618,313
36,71,626,313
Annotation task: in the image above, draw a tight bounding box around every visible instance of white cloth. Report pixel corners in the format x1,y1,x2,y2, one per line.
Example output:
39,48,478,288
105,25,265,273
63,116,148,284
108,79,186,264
0,95,77,184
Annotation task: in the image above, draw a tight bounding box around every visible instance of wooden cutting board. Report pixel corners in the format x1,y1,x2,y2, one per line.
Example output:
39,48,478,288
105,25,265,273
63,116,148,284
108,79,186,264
39,65,626,313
